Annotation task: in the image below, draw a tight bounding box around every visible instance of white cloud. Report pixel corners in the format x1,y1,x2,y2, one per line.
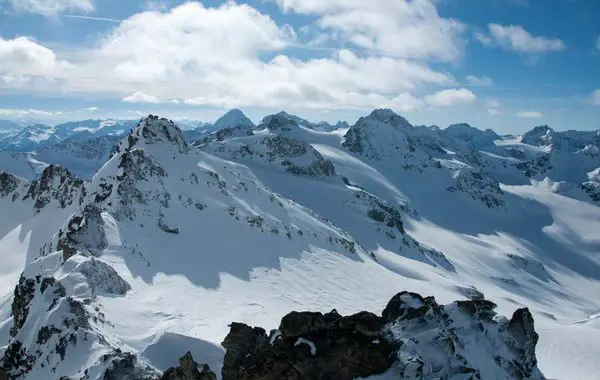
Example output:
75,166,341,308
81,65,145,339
592,90,600,105
477,24,565,53
424,88,477,107
517,111,544,118
466,75,493,87
0,36,71,79
85,106,99,111
122,92,161,104
0,108,56,117
485,98,501,109
9,0,93,16
0,1,459,112
275,0,466,62
484,99,501,116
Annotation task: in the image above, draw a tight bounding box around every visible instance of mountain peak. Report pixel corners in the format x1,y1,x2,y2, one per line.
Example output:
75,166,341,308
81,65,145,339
126,115,189,152
521,124,556,147
369,108,398,119
366,109,412,129
214,109,254,129
259,112,300,132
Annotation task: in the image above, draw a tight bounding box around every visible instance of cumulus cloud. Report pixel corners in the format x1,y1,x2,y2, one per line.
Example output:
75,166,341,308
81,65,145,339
9,0,93,16
476,24,565,54
0,36,71,79
275,0,466,61
517,111,544,118
466,75,493,87
1,1,462,111
85,106,99,111
424,88,477,107
122,92,161,104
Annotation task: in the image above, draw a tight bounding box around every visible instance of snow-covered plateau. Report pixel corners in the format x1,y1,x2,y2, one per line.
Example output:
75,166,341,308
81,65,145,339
0,110,599,379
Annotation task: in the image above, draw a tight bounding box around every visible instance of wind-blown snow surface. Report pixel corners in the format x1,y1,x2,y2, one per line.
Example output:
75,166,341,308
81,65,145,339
0,112,599,379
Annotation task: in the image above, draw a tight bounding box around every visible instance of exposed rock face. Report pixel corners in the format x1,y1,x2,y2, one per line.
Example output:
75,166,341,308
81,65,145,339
204,133,335,178
50,203,108,261
0,165,86,211
77,258,131,296
9,276,38,337
160,352,217,380
582,181,600,203
23,164,85,211
0,171,23,197
214,291,544,380
383,292,544,379
515,154,552,178
447,169,505,209
521,125,555,147
221,309,398,380
102,351,160,380
138,115,190,153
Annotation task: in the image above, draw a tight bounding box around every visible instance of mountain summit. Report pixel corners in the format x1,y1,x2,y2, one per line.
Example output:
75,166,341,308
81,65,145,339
213,109,254,129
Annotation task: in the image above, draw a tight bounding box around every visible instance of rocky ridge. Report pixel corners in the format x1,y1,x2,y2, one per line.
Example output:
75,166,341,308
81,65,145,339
158,291,545,380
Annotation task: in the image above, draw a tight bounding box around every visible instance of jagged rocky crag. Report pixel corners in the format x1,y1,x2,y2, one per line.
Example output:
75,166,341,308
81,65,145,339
160,291,545,380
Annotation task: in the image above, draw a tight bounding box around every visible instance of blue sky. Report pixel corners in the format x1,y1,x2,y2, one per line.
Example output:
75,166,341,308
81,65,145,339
0,0,599,133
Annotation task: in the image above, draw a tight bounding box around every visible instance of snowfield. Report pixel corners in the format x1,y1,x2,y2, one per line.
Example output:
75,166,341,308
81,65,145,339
0,110,599,379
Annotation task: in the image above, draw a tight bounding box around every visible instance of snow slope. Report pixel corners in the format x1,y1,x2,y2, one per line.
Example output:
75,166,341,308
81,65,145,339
0,111,599,379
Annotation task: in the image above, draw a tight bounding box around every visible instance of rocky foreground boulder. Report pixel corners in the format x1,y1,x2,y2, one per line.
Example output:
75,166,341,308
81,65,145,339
161,291,545,380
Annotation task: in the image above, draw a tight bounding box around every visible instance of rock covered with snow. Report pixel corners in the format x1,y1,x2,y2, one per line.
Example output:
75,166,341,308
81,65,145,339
203,131,335,178
214,290,545,380
382,292,544,379
0,164,86,212
342,109,421,161
441,123,501,148
448,168,505,209
160,352,217,380
521,125,556,147
213,109,255,130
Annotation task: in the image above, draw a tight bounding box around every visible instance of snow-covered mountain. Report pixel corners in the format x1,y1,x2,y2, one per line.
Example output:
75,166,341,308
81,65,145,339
258,111,347,132
0,120,23,138
0,152,48,180
34,135,121,179
0,124,60,152
183,110,255,143
52,119,137,141
0,120,135,152
0,112,599,379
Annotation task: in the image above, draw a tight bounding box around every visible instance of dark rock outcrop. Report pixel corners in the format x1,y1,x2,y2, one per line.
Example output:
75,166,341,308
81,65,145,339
221,309,398,380
160,352,217,380
213,291,545,380
23,164,85,211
